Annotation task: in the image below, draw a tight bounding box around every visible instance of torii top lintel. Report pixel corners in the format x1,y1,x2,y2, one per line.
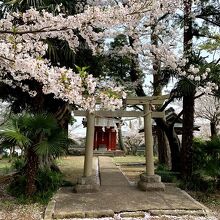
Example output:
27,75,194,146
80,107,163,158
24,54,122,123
95,94,169,105
74,95,169,119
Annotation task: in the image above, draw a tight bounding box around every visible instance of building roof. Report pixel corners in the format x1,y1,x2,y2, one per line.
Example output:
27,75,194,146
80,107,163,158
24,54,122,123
139,107,200,134
82,117,121,128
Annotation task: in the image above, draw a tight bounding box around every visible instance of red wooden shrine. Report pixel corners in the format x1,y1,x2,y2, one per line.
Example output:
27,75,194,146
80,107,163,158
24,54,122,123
93,127,117,151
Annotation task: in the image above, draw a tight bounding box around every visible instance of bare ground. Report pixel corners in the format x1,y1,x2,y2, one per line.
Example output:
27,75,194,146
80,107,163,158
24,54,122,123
0,182,44,220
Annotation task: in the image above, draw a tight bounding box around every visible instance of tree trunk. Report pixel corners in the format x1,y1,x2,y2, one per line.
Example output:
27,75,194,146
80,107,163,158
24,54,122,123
155,109,172,167
166,126,181,172
181,0,194,179
157,127,171,169
181,95,195,178
210,121,217,138
25,145,39,196
25,131,43,196
118,124,127,154
54,103,71,131
9,147,13,162
155,118,181,171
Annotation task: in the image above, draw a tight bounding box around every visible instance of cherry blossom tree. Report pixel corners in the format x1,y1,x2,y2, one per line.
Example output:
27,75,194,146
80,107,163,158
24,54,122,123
195,95,220,138
0,1,216,106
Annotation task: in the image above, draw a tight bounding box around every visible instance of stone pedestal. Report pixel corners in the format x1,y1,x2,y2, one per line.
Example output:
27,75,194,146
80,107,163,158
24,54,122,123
73,176,99,193
138,174,165,191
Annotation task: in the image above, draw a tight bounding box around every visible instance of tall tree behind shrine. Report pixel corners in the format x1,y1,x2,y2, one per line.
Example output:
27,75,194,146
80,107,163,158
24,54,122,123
181,0,195,178
151,22,171,169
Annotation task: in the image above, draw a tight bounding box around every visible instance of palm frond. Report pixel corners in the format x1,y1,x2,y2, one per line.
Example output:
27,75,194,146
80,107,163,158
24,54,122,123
0,125,30,147
175,79,196,96
46,40,59,63
46,39,76,65
35,130,67,157
2,0,43,9
1,139,16,149
18,113,58,136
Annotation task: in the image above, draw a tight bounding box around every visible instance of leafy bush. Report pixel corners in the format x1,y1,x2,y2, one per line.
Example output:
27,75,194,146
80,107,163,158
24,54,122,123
36,168,63,192
156,164,170,172
156,164,179,183
8,168,63,204
1,113,69,197
12,158,25,171
192,138,207,172
180,137,220,192
2,152,9,158
194,137,220,181
178,174,216,192
205,138,220,181
7,175,27,198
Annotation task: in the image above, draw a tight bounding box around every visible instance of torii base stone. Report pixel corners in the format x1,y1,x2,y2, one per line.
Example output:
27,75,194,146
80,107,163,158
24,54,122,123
138,174,165,191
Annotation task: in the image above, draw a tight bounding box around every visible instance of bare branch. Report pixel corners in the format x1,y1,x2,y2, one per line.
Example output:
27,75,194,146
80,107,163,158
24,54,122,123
170,110,183,127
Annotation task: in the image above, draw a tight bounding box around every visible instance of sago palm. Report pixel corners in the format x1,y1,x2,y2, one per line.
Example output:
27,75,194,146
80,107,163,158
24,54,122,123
0,113,68,196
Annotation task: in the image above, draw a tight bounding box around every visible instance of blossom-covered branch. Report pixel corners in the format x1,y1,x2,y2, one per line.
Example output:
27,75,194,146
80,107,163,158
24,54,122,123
0,0,217,112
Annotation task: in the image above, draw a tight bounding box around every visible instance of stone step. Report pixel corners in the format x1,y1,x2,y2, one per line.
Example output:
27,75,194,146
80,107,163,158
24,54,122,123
93,151,114,157
94,150,125,157
149,209,209,216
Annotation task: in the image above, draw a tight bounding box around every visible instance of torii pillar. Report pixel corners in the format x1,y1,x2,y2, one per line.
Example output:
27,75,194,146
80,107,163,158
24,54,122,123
138,103,165,191
74,111,99,193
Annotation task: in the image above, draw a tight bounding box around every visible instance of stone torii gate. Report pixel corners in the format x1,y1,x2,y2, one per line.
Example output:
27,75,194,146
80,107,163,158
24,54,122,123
74,95,169,192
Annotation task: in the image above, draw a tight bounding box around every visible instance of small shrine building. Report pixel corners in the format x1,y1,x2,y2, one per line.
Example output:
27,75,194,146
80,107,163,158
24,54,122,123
83,117,120,151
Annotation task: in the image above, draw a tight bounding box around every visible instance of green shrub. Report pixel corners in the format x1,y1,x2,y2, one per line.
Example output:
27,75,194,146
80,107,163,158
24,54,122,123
12,158,25,171
156,164,179,183
36,168,63,192
156,164,170,172
156,170,178,183
181,137,220,192
205,137,220,182
196,138,220,177
7,175,27,198
8,168,63,204
2,153,9,158
178,174,216,192
192,138,207,172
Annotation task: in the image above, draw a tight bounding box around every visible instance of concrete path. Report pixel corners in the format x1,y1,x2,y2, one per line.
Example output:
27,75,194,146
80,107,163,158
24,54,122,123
49,156,213,219
99,156,129,186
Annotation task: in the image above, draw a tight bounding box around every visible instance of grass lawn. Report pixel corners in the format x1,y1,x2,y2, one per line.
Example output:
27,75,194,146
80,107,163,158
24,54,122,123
113,156,146,183
120,166,145,182
56,156,84,184
57,156,146,184
113,155,146,164
0,158,12,175
57,155,146,184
